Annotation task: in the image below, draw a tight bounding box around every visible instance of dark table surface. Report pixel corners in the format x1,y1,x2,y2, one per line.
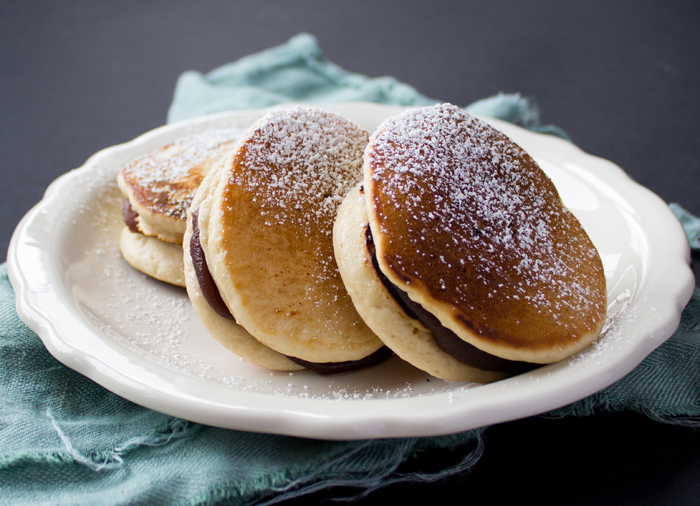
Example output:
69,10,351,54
2,1,699,504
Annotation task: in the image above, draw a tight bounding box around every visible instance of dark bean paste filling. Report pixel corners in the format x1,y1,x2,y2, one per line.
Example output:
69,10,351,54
190,209,236,321
122,198,140,234
190,208,392,375
365,227,535,374
285,346,393,375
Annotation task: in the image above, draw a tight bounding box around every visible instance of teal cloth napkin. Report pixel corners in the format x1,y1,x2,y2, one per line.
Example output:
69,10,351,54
2,33,699,505
168,33,570,139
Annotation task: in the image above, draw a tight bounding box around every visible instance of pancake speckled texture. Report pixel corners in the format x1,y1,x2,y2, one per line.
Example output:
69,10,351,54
183,163,302,371
118,130,239,244
362,103,606,365
191,107,384,366
117,129,239,285
334,186,508,382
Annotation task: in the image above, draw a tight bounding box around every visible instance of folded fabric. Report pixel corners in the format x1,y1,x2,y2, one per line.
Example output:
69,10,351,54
1,33,698,506
0,291,482,504
168,33,568,138
167,33,435,122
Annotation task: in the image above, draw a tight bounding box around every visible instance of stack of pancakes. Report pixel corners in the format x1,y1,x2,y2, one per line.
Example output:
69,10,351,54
117,104,607,382
334,104,607,382
183,107,388,372
118,130,238,286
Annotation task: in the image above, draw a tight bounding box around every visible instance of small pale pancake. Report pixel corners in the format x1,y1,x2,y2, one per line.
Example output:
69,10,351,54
119,226,185,287
183,163,302,371
334,186,507,383
204,107,384,363
118,130,238,244
364,103,606,364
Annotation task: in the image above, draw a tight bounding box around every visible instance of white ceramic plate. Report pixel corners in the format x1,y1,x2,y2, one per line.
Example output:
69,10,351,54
8,103,695,440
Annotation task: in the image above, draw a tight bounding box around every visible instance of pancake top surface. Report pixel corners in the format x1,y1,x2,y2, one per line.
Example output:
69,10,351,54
364,103,606,360
212,107,381,361
229,108,365,237
120,130,238,223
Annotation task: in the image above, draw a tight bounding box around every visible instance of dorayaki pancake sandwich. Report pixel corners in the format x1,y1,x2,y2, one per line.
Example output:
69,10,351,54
183,162,303,371
117,130,238,286
334,103,607,383
184,107,390,373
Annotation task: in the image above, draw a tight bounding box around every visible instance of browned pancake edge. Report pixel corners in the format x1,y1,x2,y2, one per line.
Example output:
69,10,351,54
364,103,607,363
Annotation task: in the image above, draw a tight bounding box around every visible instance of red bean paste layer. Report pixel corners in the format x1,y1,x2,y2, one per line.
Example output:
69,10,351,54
190,208,391,374
366,227,535,374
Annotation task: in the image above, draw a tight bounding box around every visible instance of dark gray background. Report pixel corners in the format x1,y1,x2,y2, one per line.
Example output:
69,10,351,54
1,1,699,504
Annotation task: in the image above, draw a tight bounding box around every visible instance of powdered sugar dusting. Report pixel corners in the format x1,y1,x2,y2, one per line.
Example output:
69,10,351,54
232,107,368,238
121,128,243,220
20,102,674,439
62,178,460,396
368,103,606,337
568,293,637,368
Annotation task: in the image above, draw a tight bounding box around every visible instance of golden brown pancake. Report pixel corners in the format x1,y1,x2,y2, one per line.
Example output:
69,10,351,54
183,162,303,371
117,130,238,285
118,130,239,244
335,103,606,380
118,227,186,287
334,185,509,382
190,107,386,369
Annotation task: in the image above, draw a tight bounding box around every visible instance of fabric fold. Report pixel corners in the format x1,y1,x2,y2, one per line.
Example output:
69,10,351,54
167,33,437,123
